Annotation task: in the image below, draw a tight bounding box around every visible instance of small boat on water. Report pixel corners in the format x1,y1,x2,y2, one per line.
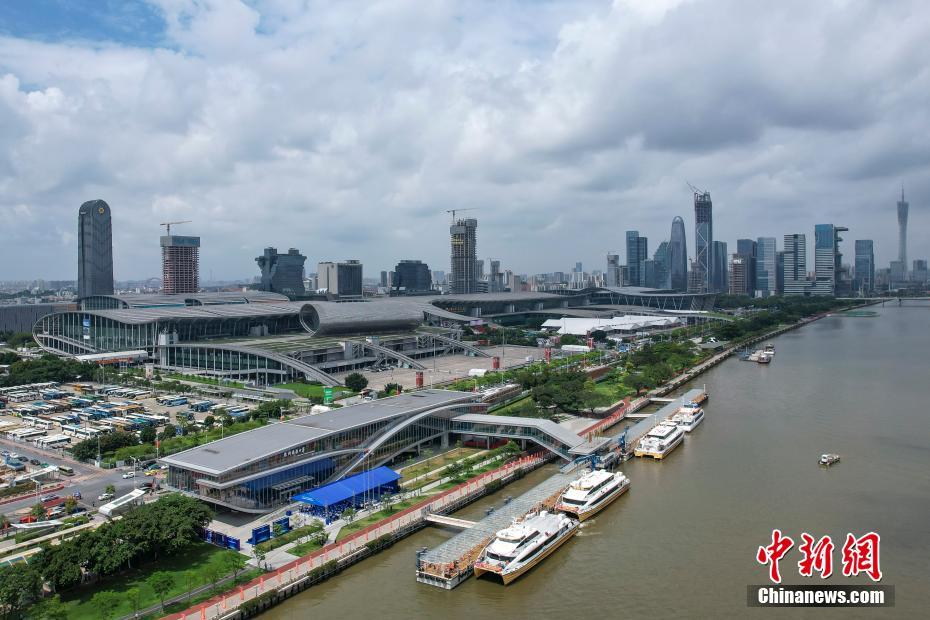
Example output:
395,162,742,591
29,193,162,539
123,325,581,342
763,343,775,354
757,353,772,364
474,510,579,585
669,401,705,432
819,453,841,467
556,469,630,522
634,423,685,459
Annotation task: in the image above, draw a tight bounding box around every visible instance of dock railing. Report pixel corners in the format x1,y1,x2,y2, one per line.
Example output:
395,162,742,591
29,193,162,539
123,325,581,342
164,452,547,620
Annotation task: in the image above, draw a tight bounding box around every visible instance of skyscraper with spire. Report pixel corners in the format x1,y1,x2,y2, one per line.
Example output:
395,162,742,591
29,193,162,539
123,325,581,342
897,187,909,267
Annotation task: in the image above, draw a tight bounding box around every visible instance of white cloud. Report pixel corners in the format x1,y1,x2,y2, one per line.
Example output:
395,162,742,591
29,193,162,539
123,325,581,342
0,0,928,282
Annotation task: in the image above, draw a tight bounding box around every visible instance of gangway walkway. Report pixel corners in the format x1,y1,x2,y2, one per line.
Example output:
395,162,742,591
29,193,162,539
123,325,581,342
424,514,476,530
416,472,575,589
450,414,586,460
614,388,706,448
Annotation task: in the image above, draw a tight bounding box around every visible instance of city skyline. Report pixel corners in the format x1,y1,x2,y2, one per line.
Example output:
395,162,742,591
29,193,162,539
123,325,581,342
0,1,928,281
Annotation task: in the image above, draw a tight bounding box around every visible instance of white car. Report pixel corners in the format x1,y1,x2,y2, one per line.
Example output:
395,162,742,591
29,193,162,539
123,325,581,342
122,471,136,479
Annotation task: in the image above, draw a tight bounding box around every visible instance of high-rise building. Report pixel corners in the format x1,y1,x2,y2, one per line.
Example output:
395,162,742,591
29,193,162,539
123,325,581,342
317,260,363,297
77,199,114,298
730,255,749,295
392,259,432,294
897,188,908,267
643,260,657,288
488,260,504,292
889,260,906,285
783,233,810,296
669,217,688,291
380,271,388,288
756,237,776,297
625,231,648,287
693,191,713,292
687,260,706,294
574,262,583,273
776,251,785,295
912,259,928,285
606,254,621,287
812,224,847,296
736,239,758,296
450,218,478,294
712,240,728,292
160,235,200,294
653,241,670,289
256,247,306,296
854,240,875,295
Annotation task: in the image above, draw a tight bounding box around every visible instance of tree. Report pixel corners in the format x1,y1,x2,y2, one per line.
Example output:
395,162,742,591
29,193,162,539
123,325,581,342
148,571,174,610
223,550,247,581
0,564,41,618
139,425,157,443
126,587,142,618
105,483,116,495
344,372,368,392
559,334,581,346
380,491,396,514
205,564,223,592
341,506,357,524
30,502,47,520
184,570,197,602
251,546,267,571
590,329,608,343
63,496,78,514
91,591,121,620
203,415,216,429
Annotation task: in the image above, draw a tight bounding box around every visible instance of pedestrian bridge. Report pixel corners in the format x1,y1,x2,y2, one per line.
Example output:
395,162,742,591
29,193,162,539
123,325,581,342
424,514,476,530
450,413,589,460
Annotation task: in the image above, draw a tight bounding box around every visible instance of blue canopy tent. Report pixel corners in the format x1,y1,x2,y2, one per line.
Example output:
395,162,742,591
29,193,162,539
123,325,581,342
292,466,401,520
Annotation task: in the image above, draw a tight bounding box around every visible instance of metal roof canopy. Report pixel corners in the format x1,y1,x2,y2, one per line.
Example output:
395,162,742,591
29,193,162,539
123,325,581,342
292,466,400,507
160,390,476,475
451,413,587,449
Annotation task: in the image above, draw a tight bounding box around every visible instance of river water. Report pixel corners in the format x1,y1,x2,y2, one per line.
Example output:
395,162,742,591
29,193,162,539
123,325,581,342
266,305,929,619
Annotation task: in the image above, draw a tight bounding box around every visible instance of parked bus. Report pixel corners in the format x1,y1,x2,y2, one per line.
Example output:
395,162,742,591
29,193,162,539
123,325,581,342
57,465,75,476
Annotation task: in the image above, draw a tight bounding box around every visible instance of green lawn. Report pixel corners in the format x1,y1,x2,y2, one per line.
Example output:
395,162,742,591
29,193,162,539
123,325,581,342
274,383,354,399
335,500,417,541
60,543,252,620
254,524,323,553
289,538,326,557
397,447,481,482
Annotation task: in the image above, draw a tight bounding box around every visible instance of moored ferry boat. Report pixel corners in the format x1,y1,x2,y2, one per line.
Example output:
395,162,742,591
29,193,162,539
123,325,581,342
556,469,630,522
669,401,705,432
473,510,578,585
763,343,775,354
634,423,684,459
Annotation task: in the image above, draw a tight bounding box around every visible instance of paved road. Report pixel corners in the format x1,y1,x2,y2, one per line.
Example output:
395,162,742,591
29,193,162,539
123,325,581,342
0,437,151,516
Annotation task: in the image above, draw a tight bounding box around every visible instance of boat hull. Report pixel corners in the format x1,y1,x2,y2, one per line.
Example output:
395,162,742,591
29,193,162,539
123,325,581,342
634,431,684,459
681,413,704,433
557,480,630,522
475,525,579,585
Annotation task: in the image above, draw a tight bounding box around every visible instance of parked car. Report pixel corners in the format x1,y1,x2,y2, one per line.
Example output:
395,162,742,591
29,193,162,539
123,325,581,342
140,481,155,490
40,494,59,503
29,459,41,466
97,492,114,502
0,451,9,457
71,491,82,500
47,507,65,518
122,471,136,479
16,456,28,462
18,515,38,524
70,506,87,514
9,453,20,460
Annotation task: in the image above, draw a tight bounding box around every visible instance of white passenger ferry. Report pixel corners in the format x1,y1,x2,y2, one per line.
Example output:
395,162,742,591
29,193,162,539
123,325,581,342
634,423,684,459
556,469,630,522
669,401,705,432
473,510,579,584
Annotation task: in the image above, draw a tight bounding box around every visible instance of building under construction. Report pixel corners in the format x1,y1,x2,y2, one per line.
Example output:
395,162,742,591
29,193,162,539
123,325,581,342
450,218,478,294
161,235,200,294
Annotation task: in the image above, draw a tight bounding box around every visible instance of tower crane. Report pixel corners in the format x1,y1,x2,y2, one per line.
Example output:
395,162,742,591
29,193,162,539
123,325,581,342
160,220,192,236
445,208,477,222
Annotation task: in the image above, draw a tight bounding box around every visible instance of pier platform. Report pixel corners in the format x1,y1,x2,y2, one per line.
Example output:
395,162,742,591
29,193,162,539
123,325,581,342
416,472,575,589
614,388,706,450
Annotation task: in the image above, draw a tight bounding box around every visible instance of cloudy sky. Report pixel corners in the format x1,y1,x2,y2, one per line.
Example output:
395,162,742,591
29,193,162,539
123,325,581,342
1,0,927,282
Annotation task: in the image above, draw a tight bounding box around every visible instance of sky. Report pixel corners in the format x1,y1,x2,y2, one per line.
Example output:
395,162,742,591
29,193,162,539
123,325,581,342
0,0,928,282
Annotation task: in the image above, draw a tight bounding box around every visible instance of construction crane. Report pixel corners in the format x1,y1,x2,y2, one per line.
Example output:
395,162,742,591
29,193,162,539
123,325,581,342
686,182,707,196
160,220,191,236
445,208,477,222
